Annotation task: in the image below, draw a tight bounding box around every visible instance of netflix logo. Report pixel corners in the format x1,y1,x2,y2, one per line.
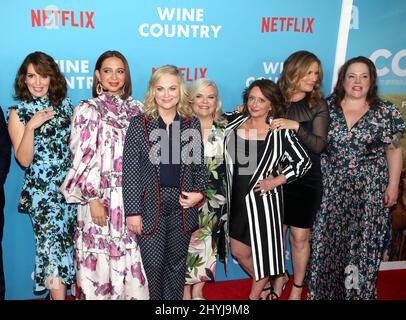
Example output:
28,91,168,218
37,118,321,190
261,17,315,33
31,5,95,29
152,67,207,82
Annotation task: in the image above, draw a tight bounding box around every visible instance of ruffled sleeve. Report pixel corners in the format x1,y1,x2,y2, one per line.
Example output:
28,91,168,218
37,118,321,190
60,100,101,204
380,100,405,145
8,102,31,126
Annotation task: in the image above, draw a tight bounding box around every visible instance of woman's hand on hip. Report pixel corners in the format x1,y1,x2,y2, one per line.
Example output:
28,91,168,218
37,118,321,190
254,175,287,196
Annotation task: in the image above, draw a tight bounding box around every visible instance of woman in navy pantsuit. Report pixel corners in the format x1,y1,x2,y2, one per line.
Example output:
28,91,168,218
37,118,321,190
123,65,209,300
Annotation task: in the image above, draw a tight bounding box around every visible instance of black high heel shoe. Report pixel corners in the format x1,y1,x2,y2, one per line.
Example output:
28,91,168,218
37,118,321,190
248,284,274,300
270,270,290,300
261,284,274,300
290,282,305,300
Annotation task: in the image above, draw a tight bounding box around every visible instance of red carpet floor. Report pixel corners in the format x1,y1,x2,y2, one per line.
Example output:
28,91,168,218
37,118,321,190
203,269,406,300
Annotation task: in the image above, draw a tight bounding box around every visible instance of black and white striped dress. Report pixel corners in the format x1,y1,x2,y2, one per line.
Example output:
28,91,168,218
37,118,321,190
224,114,311,280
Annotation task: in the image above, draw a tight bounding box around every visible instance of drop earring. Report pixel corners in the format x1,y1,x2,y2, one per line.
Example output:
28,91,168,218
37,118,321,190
96,81,103,96
267,107,273,124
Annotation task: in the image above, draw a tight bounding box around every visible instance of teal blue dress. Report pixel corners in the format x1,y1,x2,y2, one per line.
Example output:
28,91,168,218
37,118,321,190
9,96,76,294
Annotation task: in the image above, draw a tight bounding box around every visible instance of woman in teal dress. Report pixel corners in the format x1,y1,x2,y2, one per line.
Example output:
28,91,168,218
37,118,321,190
307,56,405,300
8,52,76,299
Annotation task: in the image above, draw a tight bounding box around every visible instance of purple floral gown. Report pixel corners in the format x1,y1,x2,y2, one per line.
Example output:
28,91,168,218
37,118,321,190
61,93,149,300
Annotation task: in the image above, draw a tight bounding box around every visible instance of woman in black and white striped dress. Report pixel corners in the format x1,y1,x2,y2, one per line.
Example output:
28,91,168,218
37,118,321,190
223,79,311,300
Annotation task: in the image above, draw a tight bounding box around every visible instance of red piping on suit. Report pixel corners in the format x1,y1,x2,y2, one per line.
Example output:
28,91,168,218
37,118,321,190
142,116,160,237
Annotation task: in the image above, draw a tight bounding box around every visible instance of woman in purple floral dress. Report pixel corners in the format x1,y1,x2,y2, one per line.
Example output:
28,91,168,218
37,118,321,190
307,56,405,300
61,51,149,300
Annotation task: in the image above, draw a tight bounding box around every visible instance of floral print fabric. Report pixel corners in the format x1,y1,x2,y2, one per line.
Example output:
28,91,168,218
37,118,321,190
307,97,405,300
185,124,226,284
61,94,149,299
9,96,76,293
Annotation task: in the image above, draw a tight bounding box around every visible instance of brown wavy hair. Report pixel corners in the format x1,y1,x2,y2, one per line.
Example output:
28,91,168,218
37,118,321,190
331,56,379,108
242,79,285,122
92,50,132,100
144,65,191,120
14,51,67,106
278,50,323,108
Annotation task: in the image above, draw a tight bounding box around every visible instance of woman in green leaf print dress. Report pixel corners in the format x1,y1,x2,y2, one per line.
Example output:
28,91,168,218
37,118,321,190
8,52,76,299
183,79,227,300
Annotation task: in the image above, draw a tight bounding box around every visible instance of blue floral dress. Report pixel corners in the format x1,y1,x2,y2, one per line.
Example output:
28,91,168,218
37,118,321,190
307,96,405,300
9,96,76,293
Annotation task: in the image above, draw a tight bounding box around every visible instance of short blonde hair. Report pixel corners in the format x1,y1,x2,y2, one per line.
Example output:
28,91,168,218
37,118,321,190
188,78,225,126
144,65,191,120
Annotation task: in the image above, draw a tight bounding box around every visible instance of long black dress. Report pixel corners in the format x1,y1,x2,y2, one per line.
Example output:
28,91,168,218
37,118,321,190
283,98,328,228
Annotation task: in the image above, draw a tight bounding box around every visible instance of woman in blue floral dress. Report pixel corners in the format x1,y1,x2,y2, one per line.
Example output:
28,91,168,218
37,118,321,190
183,79,226,300
8,52,76,299
307,56,405,300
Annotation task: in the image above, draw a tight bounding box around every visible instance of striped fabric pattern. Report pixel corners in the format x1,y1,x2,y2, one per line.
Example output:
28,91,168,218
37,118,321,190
224,114,311,280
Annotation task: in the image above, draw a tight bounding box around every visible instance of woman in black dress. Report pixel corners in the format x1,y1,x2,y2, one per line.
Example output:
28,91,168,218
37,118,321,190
224,79,311,300
269,51,328,299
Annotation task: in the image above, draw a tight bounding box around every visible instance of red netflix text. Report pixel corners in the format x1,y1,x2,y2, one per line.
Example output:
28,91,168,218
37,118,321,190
152,67,207,82
261,17,314,33
31,9,95,29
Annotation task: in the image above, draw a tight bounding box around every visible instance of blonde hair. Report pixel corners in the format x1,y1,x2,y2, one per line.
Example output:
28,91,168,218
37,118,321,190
278,50,323,108
143,65,192,120
188,78,226,126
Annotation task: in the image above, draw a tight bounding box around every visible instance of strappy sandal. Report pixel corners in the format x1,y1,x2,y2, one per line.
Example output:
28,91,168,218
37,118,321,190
289,282,305,300
270,270,290,300
261,285,273,300
248,285,274,300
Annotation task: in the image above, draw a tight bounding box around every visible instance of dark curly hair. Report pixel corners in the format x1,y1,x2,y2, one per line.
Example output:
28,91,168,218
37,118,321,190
14,51,67,106
242,79,285,122
92,50,132,100
332,56,379,108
